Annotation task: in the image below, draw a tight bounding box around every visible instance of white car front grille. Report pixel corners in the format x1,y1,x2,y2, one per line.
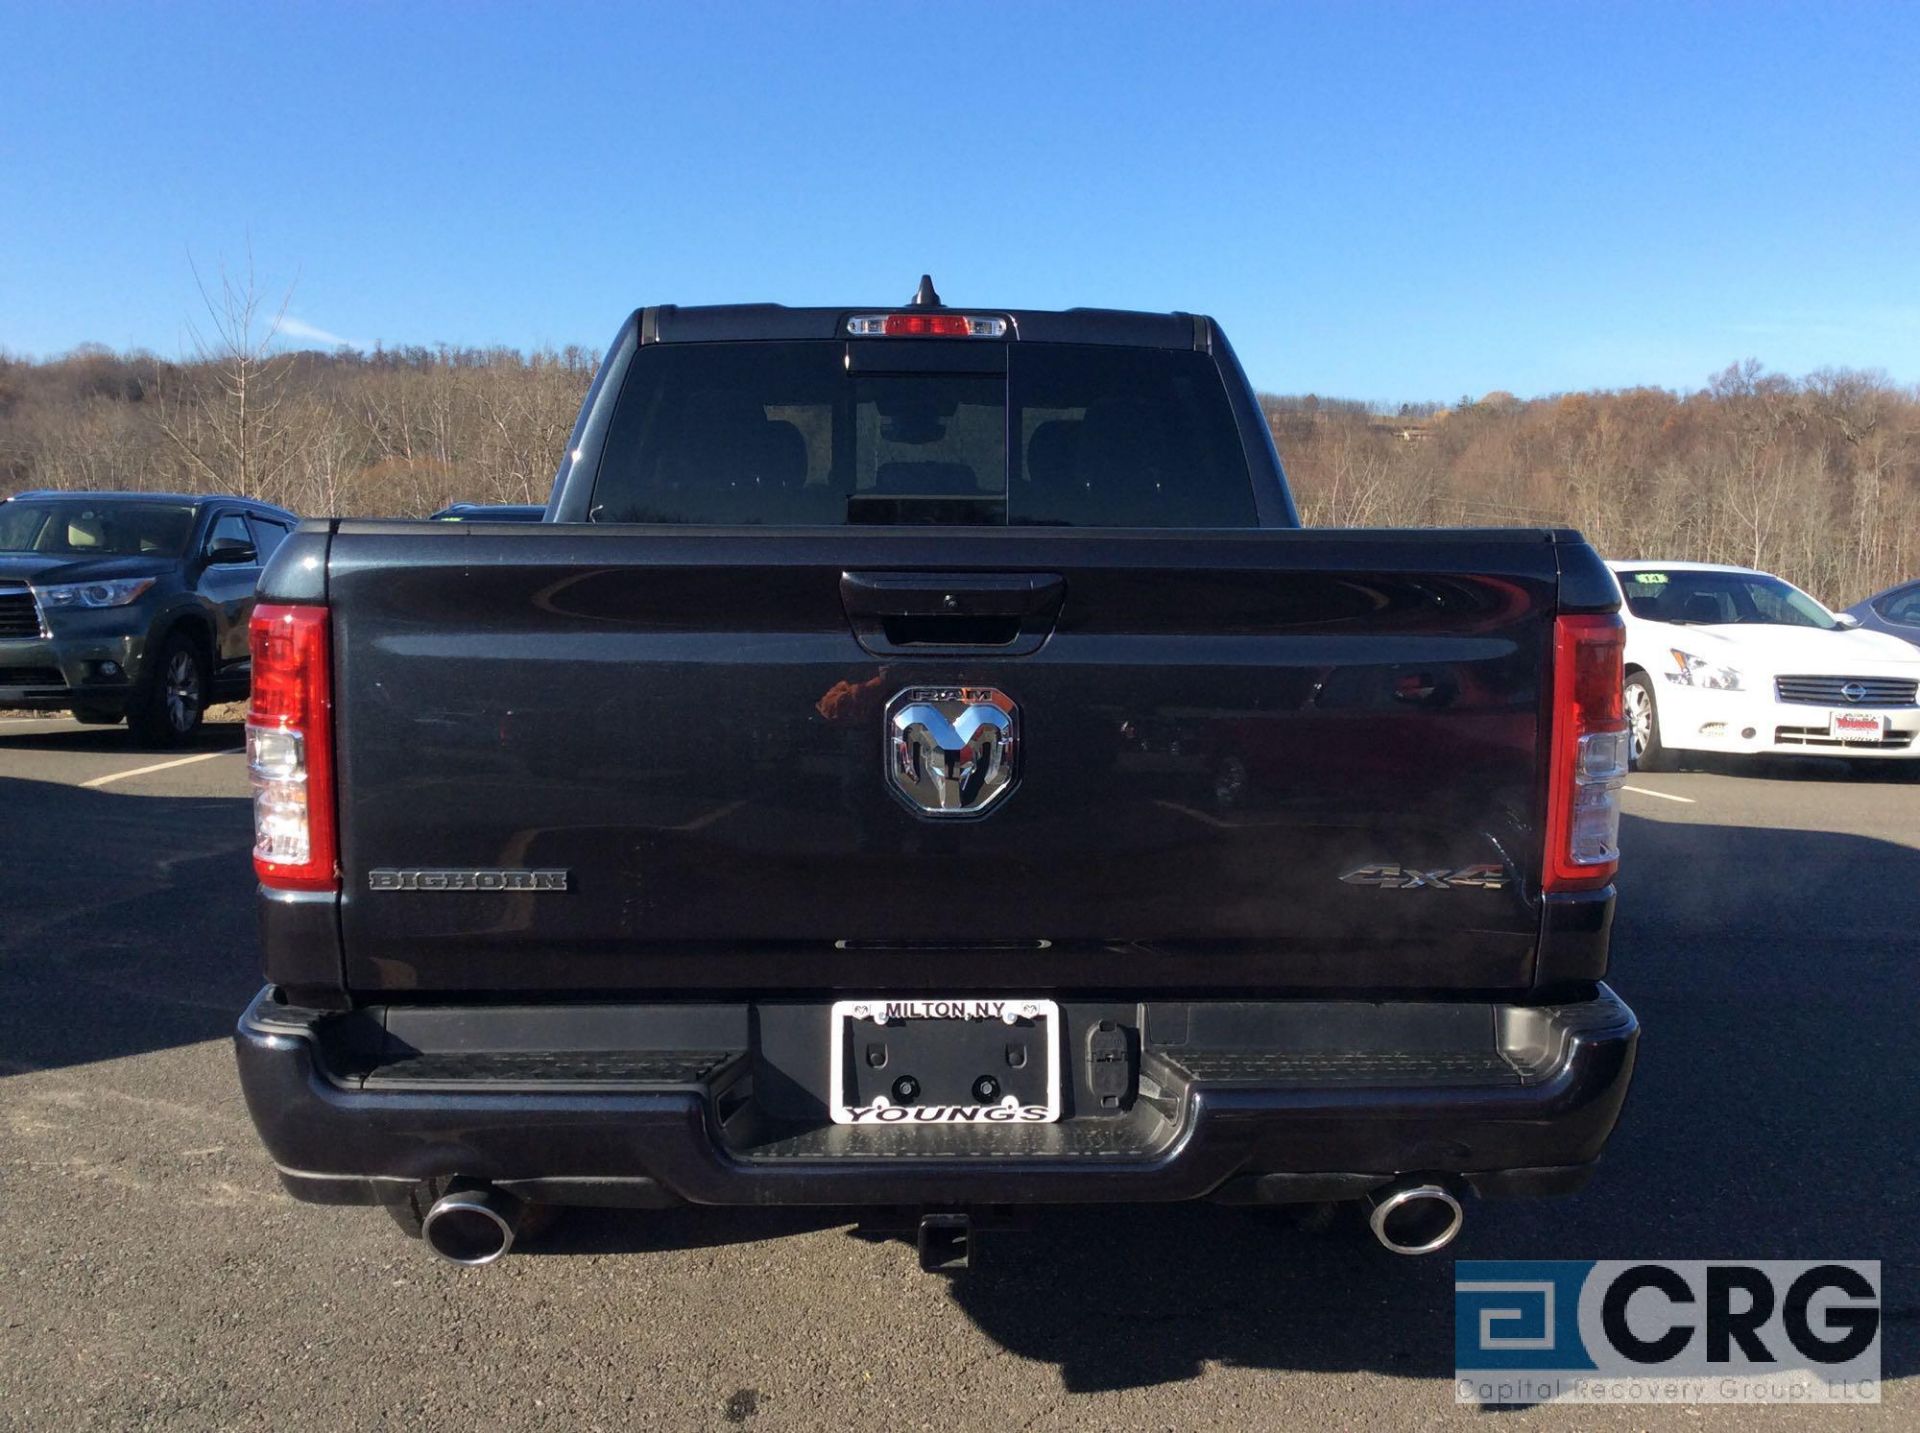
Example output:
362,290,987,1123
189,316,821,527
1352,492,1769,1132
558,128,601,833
1774,674,1919,707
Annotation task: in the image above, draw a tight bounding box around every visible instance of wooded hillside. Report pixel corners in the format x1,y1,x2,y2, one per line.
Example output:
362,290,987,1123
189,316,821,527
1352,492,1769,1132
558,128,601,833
4,338,1914,606
1266,364,1919,605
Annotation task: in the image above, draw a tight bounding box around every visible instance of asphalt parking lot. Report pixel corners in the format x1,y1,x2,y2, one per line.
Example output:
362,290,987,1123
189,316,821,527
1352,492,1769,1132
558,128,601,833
1,714,1913,1430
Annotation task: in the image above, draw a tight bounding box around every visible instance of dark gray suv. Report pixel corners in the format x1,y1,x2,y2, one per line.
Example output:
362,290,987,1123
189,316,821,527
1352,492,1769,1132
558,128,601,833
0,491,298,745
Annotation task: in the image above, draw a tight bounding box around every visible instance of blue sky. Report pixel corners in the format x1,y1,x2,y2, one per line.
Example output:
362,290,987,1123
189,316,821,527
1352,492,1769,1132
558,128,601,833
3,2,1916,400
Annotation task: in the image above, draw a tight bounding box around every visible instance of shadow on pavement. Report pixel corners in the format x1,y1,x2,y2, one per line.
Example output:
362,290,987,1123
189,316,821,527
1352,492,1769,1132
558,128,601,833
0,716,245,755
0,772,255,1075
1678,749,1920,785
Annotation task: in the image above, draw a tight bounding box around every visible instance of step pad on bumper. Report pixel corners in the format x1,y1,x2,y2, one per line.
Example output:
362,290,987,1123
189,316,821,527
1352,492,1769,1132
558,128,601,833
1158,1050,1521,1086
360,1050,742,1091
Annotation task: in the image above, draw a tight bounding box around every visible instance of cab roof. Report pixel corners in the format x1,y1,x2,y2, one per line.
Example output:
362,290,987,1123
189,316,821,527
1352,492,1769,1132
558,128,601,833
638,303,1211,350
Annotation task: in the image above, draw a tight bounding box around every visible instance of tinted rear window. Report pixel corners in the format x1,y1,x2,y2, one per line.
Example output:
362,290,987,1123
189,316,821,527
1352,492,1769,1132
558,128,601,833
589,341,1255,527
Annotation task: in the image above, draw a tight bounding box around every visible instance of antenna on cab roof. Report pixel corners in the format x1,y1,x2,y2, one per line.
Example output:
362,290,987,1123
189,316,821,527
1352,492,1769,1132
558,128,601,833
909,274,942,308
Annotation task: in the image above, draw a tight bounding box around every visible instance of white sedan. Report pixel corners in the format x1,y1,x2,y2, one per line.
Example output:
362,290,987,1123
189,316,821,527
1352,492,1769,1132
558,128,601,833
1609,561,1920,770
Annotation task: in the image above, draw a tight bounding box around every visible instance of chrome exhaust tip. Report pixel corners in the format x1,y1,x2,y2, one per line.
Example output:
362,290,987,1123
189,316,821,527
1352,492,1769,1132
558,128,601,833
1367,1180,1464,1256
421,1184,521,1266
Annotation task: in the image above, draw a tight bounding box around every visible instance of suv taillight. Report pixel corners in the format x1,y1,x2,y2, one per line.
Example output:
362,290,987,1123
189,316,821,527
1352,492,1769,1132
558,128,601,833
247,604,337,892
1544,613,1627,892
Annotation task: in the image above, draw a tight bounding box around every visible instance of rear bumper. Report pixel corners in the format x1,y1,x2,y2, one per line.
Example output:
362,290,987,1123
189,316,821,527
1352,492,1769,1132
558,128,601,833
234,985,1638,1210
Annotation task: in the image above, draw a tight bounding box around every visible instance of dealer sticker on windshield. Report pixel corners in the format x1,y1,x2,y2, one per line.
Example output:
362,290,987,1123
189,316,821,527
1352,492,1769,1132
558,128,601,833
828,998,1062,1126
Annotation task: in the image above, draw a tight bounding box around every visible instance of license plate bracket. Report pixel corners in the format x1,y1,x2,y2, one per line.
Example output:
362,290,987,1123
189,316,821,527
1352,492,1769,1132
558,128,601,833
828,998,1061,1126
1830,710,1889,743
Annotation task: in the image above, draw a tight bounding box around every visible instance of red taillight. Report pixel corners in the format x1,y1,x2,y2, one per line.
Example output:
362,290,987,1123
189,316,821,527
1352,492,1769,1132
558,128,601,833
1544,613,1628,892
247,603,337,892
845,313,1009,338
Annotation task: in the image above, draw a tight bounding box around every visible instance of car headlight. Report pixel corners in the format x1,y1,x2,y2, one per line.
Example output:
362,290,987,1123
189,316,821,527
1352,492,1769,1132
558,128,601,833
1668,649,1743,691
34,578,157,610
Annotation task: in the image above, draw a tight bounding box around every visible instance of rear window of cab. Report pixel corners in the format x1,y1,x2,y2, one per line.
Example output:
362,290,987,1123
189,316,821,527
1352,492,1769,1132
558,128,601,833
588,341,1256,528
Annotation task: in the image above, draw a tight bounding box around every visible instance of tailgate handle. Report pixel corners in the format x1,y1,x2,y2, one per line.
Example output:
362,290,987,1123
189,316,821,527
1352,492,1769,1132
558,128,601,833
840,572,1065,656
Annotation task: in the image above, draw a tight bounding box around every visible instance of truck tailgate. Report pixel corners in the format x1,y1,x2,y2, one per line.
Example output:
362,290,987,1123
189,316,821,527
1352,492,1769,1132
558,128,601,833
326,525,1562,995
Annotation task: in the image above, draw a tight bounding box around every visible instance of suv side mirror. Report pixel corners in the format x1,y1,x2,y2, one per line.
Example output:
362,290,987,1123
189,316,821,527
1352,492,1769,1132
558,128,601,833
1833,612,1861,630
206,537,258,565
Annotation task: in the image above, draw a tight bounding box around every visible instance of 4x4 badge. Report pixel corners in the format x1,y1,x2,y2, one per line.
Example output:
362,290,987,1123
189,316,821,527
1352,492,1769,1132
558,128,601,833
1340,863,1510,891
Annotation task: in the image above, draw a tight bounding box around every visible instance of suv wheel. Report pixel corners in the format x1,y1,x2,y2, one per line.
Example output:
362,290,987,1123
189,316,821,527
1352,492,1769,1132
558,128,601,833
129,634,208,748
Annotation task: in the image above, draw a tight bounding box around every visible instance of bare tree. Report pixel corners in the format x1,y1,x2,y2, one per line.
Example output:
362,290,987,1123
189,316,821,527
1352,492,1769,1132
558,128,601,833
157,249,298,503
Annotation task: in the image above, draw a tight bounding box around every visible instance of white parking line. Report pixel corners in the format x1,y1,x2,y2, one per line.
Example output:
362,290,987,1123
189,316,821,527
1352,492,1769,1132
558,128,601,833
1623,784,1696,804
80,749,244,789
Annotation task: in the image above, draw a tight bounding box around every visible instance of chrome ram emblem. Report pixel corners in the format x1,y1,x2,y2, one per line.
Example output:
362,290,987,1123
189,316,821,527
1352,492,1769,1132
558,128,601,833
885,686,1018,816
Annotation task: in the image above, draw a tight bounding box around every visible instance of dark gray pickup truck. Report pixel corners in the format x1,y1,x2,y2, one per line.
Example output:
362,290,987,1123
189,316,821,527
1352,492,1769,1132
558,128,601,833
235,284,1638,1269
